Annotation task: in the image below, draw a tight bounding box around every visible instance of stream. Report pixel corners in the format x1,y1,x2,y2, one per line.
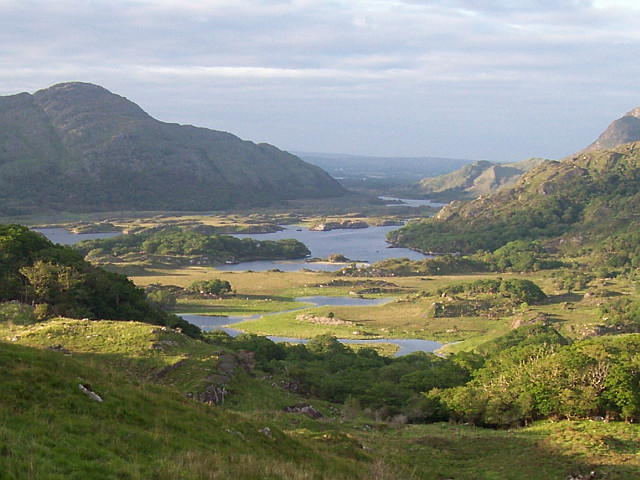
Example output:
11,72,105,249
180,295,443,356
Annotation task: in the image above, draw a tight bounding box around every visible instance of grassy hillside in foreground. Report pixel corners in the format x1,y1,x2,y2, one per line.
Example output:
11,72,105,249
2,318,640,479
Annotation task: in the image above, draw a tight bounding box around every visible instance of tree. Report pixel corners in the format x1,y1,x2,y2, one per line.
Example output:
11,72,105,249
189,279,232,296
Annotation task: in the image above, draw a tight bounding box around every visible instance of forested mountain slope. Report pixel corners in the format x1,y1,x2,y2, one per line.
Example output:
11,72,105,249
389,142,640,254
0,82,346,214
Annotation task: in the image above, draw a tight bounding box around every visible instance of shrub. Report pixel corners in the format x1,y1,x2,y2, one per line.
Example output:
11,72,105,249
0,302,37,325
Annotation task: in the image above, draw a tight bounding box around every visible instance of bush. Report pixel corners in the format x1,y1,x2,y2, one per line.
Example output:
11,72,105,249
189,279,232,296
0,302,37,325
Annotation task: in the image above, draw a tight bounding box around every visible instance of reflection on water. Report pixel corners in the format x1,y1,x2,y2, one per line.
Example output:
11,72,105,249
378,196,447,208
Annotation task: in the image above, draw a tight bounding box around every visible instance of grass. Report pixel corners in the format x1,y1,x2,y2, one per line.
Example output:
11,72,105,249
0,343,367,479
0,320,370,479
177,296,308,317
126,266,635,349
2,318,640,479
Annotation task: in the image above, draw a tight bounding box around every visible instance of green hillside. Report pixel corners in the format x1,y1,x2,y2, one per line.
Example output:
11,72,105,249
389,142,640,254
0,82,346,215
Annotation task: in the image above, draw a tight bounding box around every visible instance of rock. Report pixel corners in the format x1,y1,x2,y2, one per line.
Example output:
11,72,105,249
155,359,187,380
47,344,71,355
511,312,549,329
283,404,323,419
260,427,273,439
79,383,103,402
197,385,228,405
310,220,369,231
149,340,180,350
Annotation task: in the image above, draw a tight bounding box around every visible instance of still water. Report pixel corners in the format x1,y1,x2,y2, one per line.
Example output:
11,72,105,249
33,228,120,245
226,225,427,272
379,196,446,208
180,295,443,356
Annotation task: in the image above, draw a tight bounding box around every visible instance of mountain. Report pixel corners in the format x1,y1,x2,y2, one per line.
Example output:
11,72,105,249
0,82,346,214
389,142,640,254
583,107,640,152
405,158,547,202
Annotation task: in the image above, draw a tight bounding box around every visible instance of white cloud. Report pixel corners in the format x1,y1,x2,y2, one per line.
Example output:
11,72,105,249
0,0,639,160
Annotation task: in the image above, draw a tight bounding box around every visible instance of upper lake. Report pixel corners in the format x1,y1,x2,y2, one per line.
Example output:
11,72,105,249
33,228,120,245
225,224,428,272
34,196,437,272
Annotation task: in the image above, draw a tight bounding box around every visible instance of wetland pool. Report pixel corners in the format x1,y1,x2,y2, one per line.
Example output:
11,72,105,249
180,295,443,356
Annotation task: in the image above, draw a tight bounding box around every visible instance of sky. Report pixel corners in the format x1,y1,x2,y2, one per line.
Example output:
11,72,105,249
1,0,640,163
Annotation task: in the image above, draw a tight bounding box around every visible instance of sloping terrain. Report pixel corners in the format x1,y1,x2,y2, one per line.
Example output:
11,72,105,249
0,82,346,214
389,142,640,254
408,158,546,201
584,107,640,152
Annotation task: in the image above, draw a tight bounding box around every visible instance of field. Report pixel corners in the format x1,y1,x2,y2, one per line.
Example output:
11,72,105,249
126,264,614,356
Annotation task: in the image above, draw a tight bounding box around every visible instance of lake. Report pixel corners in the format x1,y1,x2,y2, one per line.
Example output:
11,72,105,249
225,224,428,271
379,196,446,208
33,228,120,245
35,224,428,272
181,295,443,356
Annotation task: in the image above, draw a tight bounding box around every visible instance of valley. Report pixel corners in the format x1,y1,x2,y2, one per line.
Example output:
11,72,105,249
4,202,640,479
3,87,640,479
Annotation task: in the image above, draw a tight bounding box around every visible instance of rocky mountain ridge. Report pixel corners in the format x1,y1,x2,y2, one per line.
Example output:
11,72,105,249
583,106,640,152
389,141,640,254
407,157,547,202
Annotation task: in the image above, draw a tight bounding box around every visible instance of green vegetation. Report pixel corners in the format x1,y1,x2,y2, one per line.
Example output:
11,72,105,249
441,332,640,426
189,278,232,296
75,227,310,266
0,224,198,336
7,134,640,477
389,142,640,254
344,240,562,278
5,318,639,479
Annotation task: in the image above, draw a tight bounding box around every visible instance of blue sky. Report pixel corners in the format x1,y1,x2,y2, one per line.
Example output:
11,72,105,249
1,0,639,162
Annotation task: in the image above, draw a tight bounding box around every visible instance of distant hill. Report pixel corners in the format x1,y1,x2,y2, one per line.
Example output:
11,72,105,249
404,158,547,202
583,107,640,152
389,142,640,254
0,82,346,215
297,152,472,190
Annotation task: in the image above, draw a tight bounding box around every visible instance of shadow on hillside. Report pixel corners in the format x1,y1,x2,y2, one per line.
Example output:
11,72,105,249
402,423,638,479
544,292,584,305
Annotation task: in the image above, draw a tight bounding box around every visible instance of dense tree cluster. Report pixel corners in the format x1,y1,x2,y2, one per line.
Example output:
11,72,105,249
0,225,199,336
207,332,479,420
189,278,232,296
437,278,547,305
339,240,561,278
441,330,640,426
209,324,640,426
76,228,310,264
